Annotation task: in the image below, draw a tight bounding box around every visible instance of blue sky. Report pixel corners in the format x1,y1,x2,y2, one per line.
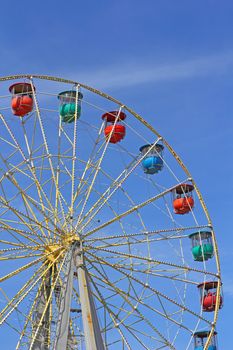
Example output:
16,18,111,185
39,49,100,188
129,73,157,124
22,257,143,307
0,0,233,348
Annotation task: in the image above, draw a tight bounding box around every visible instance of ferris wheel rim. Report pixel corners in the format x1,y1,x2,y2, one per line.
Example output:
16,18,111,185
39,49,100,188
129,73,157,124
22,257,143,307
0,74,222,350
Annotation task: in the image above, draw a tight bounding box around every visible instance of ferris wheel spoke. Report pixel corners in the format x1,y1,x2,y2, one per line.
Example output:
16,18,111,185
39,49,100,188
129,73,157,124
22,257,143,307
0,244,45,255
0,76,221,349
2,173,49,240
54,117,62,230
0,255,45,285
0,154,61,229
90,267,202,339
73,160,102,213
76,108,124,227
28,250,68,350
103,166,149,232
72,162,121,221
0,113,52,210
0,224,33,248
85,233,194,250
87,236,183,248
90,257,177,328
69,84,83,220
15,272,53,350
106,262,198,286
86,246,216,278
86,250,212,327
88,259,134,322
72,121,105,211
0,134,18,152
0,146,63,242
32,162,65,230
0,261,49,323
73,157,123,211
76,140,162,231
75,262,132,348
126,324,165,349
19,119,54,236
52,156,74,228
29,79,68,231
0,237,26,247
87,265,175,349
0,185,66,243
85,224,210,244
88,270,168,347
71,172,134,242
72,158,149,249
0,293,41,344
83,180,190,239
74,162,154,238
1,319,22,337
88,257,193,337
0,159,46,228
0,251,43,261
0,206,44,246
88,253,199,287
0,248,64,328
0,199,50,245
88,272,148,350
0,221,57,246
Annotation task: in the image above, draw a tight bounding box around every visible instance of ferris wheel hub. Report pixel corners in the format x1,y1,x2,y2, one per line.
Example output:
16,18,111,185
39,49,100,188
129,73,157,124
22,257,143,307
62,233,80,247
44,244,63,263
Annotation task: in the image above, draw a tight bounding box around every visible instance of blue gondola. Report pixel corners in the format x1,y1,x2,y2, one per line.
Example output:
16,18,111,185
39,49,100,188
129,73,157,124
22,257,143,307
194,331,218,350
139,144,164,174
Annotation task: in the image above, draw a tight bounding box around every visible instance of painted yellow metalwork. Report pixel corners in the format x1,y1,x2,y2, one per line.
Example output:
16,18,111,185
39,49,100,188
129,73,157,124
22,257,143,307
43,233,79,263
62,233,80,247
0,74,222,349
44,244,63,263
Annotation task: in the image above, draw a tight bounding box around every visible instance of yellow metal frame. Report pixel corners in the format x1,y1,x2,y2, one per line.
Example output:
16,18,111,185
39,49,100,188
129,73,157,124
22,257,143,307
0,74,221,350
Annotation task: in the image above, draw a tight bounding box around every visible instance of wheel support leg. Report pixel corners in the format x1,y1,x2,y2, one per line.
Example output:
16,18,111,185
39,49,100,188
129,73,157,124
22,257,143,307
76,247,105,350
53,248,75,350
31,270,51,350
31,243,105,349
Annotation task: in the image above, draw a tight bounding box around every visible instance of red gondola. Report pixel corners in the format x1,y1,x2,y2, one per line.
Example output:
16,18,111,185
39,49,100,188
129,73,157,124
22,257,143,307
102,111,126,144
197,281,223,312
9,83,34,117
172,183,194,215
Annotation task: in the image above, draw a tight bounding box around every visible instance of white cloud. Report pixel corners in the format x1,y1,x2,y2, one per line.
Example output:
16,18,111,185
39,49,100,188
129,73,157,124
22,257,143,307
69,51,233,90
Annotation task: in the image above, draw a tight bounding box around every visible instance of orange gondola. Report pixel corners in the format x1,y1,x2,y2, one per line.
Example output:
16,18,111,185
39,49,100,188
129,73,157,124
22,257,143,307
197,281,223,312
9,83,34,116
172,183,194,214
102,111,126,144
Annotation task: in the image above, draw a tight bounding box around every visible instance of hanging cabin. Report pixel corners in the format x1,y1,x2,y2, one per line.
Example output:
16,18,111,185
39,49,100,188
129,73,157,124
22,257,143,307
58,90,83,123
9,82,34,116
189,231,214,261
102,111,126,144
193,330,218,350
197,281,223,312
172,183,194,215
139,143,164,174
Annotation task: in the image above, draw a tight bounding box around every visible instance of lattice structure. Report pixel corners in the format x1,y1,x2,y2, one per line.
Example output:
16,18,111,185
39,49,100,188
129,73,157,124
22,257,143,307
0,75,221,349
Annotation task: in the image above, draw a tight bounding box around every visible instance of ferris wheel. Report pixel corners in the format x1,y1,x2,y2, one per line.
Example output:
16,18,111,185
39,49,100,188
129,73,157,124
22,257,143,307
0,75,222,350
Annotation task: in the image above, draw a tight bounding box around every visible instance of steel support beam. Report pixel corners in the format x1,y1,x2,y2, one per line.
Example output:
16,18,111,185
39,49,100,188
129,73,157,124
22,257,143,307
31,269,51,350
76,247,105,350
30,243,105,349
54,248,75,350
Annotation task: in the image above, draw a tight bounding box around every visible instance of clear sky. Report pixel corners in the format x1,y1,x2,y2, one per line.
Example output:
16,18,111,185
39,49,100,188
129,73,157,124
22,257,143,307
0,0,232,348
